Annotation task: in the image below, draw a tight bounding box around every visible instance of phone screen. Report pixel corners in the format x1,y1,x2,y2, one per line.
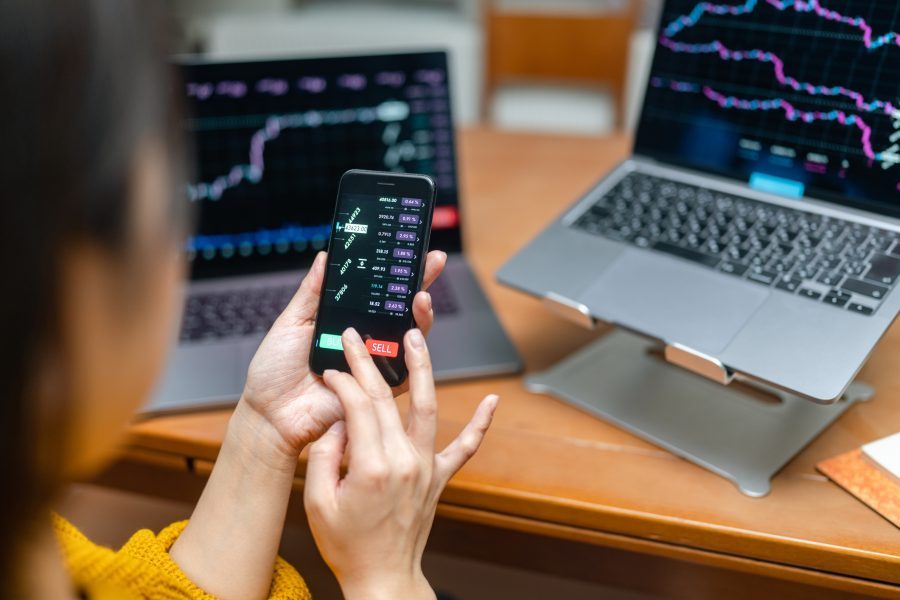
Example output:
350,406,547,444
310,170,435,386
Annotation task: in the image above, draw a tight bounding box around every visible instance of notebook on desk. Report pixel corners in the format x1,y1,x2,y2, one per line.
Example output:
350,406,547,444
818,432,900,528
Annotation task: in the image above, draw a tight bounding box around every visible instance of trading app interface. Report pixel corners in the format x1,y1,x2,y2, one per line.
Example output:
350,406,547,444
180,52,459,279
636,1,900,216
315,191,429,380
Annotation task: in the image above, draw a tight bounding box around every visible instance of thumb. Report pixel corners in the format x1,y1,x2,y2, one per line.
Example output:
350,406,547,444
281,251,327,325
304,420,347,508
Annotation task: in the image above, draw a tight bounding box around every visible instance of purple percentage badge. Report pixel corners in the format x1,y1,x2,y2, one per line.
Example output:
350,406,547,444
399,213,420,225
395,230,416,242
385,300,406,312
390,265,412,277
393,247,415,259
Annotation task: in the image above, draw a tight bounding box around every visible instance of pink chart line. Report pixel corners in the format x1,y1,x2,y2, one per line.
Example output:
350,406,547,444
665,0,900,50
651,78,880,161
658,37,898,117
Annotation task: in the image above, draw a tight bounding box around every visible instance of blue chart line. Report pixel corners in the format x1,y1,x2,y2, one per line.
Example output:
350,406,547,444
189,223,333,256
657,37,900,119
665,0,900,50
652,77,883,161
655,0,900,173
188,100,410,202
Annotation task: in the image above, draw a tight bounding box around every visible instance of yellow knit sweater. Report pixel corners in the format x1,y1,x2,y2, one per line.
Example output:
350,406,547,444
52,514,311,599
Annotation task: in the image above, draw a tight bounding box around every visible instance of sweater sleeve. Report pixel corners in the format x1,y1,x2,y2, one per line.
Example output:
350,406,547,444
53,514,311,600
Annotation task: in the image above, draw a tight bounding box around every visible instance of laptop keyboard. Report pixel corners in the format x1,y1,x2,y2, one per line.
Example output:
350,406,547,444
572,172,900,317
426,276,460,315
181,276,459,342
180,285,296,342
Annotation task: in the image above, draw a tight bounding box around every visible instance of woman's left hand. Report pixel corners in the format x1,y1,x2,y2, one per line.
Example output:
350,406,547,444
171,251,445,600
232,249,447,462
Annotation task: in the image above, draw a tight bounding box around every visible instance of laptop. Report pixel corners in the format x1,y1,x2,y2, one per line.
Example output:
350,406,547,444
498,0,900,402
146,51,521,413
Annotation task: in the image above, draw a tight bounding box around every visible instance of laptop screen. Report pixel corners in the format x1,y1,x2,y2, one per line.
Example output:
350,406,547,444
635,1,900,219
180,51,461,280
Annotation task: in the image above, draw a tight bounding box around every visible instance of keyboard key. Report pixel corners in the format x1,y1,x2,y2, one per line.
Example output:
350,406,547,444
799,288,822,300
821,256,843,270
427,277,459,315
747,268,777,286
841,277,889,300
847,302,874,316
651,241,720,268
816,271,844,287
775,276,802,293
823,290,851,308
865,253,900,286
793,265,819,280
719,261,749,277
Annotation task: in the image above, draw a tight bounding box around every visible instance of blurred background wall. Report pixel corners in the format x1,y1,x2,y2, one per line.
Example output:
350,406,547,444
165,0,662,134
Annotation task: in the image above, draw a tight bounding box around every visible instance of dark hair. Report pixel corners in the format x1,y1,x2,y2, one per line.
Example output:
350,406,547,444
0,0,186,591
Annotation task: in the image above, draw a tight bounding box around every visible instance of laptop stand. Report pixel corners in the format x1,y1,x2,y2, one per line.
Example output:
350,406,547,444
525,330,872,497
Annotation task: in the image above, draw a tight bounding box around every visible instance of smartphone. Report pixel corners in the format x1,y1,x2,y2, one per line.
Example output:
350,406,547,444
310,169,436,386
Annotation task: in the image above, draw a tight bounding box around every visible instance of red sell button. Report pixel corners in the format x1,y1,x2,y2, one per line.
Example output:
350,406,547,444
365,339,399,358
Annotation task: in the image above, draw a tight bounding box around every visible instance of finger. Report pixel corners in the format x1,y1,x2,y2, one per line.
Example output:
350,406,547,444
304,421,347,509
279,251,327,325
342,328,405,440
411,291,434,339
321,369,384,462
342,328,393,399
434,394,498,484
405,328,437,455
421,250,447,291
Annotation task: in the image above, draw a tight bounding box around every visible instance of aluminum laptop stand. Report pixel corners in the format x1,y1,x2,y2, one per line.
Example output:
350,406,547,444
525,327,872,497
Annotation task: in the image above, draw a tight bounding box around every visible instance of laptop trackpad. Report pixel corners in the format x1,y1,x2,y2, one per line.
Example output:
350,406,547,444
150,342,245,406
579,249,768,354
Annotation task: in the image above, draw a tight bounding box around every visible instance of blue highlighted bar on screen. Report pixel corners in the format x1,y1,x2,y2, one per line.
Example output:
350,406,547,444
749,173,805,199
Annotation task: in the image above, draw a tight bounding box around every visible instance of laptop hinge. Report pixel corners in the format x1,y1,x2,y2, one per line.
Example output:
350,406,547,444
664,343,734,386
542,292,597,330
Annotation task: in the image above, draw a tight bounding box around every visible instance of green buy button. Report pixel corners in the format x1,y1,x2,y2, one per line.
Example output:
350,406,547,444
319,333,344,351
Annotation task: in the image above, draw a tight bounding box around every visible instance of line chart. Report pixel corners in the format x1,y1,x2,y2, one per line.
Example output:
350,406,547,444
664,0,900,50
638,0,900,200
657,37,900,119
187,100,410,202
651,77,883,162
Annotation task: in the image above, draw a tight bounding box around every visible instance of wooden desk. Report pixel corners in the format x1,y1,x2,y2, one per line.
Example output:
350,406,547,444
106,129,900,598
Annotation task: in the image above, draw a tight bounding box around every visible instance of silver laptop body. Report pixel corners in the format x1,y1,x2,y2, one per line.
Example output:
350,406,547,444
498,0,900,402
146,51,520,414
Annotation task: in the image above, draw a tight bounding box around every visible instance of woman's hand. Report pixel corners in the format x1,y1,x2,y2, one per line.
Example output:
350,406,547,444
304,327,498,600
170,251,446,600
236,250,447,462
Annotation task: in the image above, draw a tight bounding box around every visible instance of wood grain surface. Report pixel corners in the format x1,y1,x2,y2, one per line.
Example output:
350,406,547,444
117,128,900,594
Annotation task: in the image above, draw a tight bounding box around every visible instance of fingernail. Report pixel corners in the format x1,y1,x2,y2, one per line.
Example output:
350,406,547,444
331,421,346,435
424,291,433,311
343,327,362,345
323,369,338,378
439,250,448,261
486,394,500,413
408,328,426,349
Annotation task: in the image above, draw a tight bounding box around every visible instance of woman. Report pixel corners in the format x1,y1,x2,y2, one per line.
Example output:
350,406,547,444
1,1,497,598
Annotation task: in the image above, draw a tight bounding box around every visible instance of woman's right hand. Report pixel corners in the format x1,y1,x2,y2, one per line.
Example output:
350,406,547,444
304,326,498,600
